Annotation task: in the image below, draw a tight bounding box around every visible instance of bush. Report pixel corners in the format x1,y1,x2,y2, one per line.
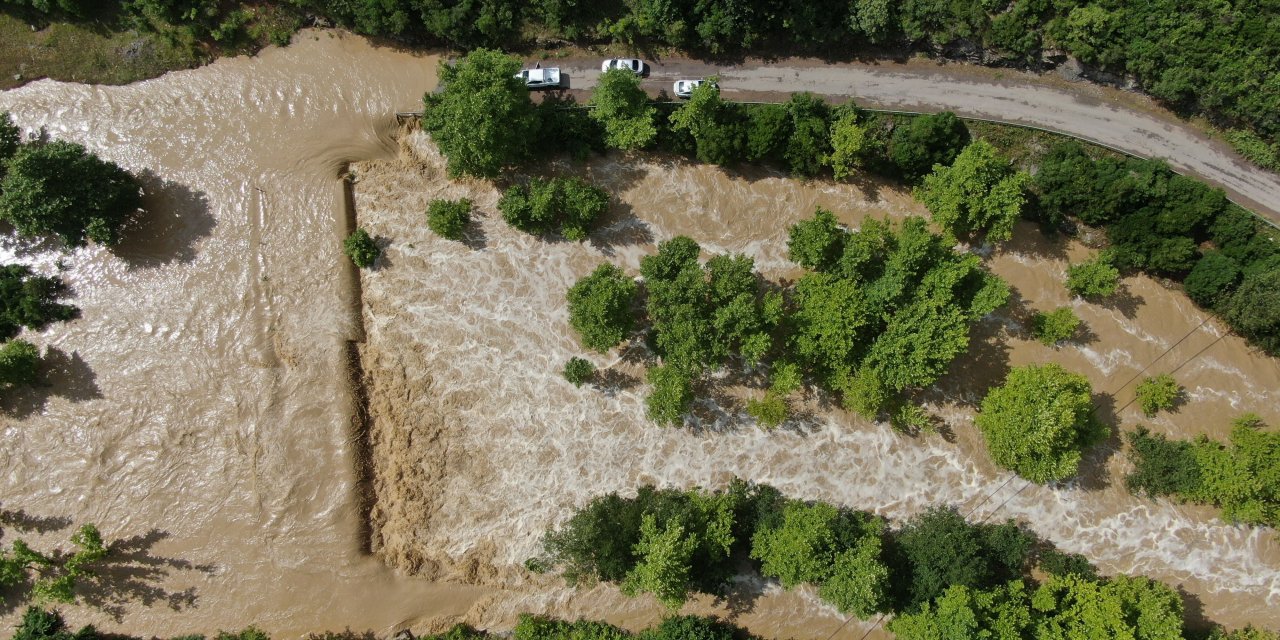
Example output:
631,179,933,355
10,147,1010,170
0,339,40,389
1030,307,1081,346
1065,254,1120,298
744,103,790,164
562,357,595,387
975,364,1105,483
889,112,970,181
1219,268,1280,356
745,393,787,429
645,364,693,426
0,141,140,247
342,228,379,268
783,93,831,177
566,263,636,353
1135,374,1181,417
426,198,471,241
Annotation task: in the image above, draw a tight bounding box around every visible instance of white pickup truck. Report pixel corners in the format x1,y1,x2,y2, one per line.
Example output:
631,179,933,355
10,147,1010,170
515,67,561,89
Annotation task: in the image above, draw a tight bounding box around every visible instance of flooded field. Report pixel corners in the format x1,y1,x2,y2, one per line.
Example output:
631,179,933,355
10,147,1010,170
352,129,1280,634
0,26,1275,640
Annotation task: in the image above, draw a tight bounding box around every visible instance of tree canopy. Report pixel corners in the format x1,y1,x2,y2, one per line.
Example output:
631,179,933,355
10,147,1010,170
0,265,77,341
889,112,971,181
590,68,658,151
566,263,637,353
915,140,1030,242
976,364,1105,483
422,49,535,178
0,141,140,247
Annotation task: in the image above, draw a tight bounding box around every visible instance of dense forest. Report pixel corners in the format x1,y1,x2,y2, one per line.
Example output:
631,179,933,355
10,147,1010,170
4,0,1280,169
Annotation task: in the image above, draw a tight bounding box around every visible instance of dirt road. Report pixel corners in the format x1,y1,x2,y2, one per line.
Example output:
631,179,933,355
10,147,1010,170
543,56,1280,226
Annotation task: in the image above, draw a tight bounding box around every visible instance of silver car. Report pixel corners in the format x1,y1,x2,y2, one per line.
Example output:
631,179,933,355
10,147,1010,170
674,79,717,98
601,58,648,76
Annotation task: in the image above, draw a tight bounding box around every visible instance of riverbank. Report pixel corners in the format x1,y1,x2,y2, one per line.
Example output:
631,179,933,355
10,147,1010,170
350,125,1280,634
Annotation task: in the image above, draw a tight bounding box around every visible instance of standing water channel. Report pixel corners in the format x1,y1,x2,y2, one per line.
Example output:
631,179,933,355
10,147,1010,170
0,29,1278,639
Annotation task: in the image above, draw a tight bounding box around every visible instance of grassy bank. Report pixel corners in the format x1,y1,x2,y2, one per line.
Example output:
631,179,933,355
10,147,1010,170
0,13,201,89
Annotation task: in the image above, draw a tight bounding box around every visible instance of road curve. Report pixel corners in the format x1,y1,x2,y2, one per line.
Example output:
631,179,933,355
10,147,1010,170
546,56,1280,227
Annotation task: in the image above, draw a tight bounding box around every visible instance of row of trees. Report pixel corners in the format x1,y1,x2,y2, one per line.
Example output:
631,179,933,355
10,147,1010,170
534,480,1258,638
1125,414,1279,529
15,0,1280,169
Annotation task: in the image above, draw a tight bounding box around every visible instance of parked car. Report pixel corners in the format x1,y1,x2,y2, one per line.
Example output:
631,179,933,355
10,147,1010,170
674,79,717,98
601,58,648,76
515,67,561,89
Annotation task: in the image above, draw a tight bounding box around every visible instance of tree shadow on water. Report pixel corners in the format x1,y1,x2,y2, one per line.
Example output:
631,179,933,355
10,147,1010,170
2,346,102,419
588,200,654,257
112,171,216,270
78,529,217,622
1072,393,1122,492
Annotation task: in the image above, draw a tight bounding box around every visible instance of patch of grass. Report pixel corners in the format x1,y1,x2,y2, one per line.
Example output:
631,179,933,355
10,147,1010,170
0,13,203,89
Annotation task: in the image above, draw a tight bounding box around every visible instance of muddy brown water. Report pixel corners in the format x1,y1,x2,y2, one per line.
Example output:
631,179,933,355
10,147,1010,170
0,28,1277,640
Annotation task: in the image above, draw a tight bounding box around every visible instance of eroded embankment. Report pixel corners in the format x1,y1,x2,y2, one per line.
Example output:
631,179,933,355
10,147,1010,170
352,127,1280,636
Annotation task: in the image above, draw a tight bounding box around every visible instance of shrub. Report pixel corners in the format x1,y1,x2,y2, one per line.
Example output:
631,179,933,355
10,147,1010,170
745,393,787,429
0,140,141,247
342,228,379,268
562,357,595,387
1065,254,1120,298
744,103,790,164
1134,374,1181,417
1031,307,1081,346
1219,268,1280,356
783,93,831,177
645,364,693,426
975,363,1105,483
566,263,636,353
426,198,471,241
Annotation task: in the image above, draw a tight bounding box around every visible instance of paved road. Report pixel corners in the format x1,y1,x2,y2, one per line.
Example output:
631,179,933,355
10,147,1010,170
541,56,1280,227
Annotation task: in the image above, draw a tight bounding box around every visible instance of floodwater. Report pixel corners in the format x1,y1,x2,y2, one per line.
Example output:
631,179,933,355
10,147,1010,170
0,27,1276,640
352,130,1280,635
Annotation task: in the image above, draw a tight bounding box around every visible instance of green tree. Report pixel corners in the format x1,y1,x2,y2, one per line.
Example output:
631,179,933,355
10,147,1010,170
645,364,693,426
915,140,1030,242
12,607,96,640
892,507,1034,612
888,581,1033,640
621,514,697,610
784,93,831,177
342,228,380,268
744,103,790,164
499,177,609,240
1029,573,1184,640
818,535,890,618
426,198,472,241
1220,268,1280,355
1031,307,1081,346
0,265,77,341
591,68,658,151
0,112,19,173
562,357,595,387
0,141,140,247
976,364,1105,483
1066,254,1120,298
1124,427,1203,498
786,207,845,271
566,263,637,352
422,49,535,179
889,111,971,181
667,79,744,165
827,108,872,180
745,392,787,429
1184,252,1241,307
750,500,881,590
1135,374,1181,417
641,616,739,640
0,339,40,389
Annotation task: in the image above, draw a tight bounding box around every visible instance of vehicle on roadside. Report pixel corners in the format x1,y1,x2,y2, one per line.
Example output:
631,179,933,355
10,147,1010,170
516,67,561,89
674,79,717,98
601,59,648,76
